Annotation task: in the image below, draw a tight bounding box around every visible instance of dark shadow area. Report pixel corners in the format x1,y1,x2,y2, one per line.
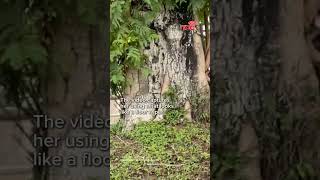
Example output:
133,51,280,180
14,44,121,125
211,0,320,179
0,0,109,180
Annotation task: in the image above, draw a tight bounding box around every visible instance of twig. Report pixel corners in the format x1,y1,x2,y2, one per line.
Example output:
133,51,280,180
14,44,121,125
115,135,126,144
170,144,178,155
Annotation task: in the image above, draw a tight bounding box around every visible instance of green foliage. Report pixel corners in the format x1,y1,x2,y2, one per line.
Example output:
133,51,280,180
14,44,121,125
163,108,186,125
163,85,180,105
0,1,47,68
1,36,47,70
110,0,209,95
110,120,125,135
0,2,105,180
163,85,186,125
189,86,210,122
110,120,209,179
110,0,160,93
129,122,171,160
188,0,209,16
0,0,105,109
0,1,48,112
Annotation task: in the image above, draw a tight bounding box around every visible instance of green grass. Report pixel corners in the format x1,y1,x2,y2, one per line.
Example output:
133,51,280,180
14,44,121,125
110,120,210,179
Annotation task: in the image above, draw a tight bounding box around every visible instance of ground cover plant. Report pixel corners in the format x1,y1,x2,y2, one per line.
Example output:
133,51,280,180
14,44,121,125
110,120,210,179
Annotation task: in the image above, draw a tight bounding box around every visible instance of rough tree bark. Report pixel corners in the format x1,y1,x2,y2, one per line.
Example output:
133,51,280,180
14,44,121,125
122,6,209,130
212,0,320,179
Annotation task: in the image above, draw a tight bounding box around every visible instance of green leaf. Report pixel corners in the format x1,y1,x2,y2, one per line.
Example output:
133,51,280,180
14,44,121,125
144,0,152,5
0,35,47,70
141,67,151,77
111,73,125,84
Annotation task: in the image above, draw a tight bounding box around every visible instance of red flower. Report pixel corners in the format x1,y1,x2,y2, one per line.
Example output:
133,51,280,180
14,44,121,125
188,21,196,26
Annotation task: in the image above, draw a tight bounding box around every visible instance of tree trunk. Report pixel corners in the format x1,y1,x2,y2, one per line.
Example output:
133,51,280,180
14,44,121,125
122,7,208,129
212,0,320,179
204,11,211,72
46,19,107,180
193,14,210,91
